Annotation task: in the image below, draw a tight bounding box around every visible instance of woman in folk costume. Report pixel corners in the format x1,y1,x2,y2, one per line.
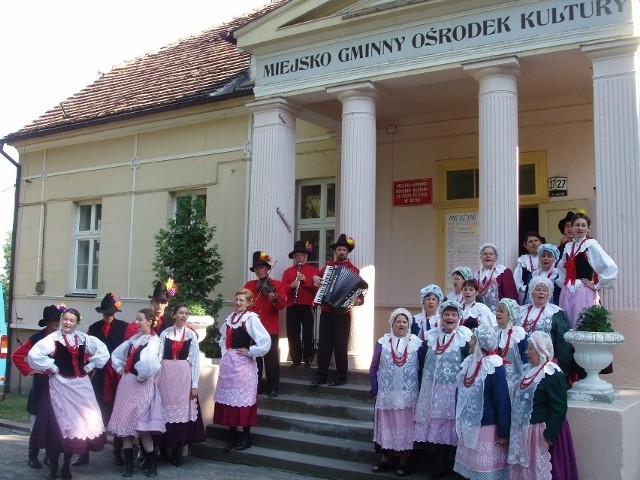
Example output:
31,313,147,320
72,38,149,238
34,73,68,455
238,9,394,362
414,300,472,479
508,331,579,480
411,284,442,340
214,288,271,451
370,308,424,477
556,212,618,329
157,303,206,466
514,231,542,305
454,324,511,480
446,266,474,304
108,308,164,477
27,308,109,480
530,244,561,305
461,279,497,329
495,298,528,397
475,243,519,313
518,276,573,378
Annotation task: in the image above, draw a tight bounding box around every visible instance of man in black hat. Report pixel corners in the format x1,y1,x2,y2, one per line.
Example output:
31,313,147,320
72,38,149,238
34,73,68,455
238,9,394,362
73,293,128,467
557,211,575,258
281,241,320,368
11,305,61,469
311,234,364,387
244,251,287,397
123,280,175,340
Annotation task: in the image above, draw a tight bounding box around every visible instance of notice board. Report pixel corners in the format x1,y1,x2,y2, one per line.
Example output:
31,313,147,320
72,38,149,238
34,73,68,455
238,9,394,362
445,212,480,276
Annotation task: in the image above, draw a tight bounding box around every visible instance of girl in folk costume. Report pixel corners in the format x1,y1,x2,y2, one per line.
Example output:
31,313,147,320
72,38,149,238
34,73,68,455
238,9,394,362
556,212,618,328
370,308,424,477
518,276,573,378
108,308,164,478
454,324,511,480
214,288,271,452
415,301,472,479
461,279,497,330
27,308,109,480
514,231,542,305
475,243,519,313
446,266,474,304
495,298,528,398
411,284,442,340
157,303,206,466
508,331,579,480
530,244,561,305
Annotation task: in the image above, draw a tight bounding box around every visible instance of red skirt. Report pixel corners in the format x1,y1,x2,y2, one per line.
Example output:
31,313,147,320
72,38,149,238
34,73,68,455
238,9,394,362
213,402,258,427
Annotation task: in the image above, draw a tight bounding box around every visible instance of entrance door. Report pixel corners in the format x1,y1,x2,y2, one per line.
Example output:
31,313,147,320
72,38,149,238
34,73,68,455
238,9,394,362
538,199,589,246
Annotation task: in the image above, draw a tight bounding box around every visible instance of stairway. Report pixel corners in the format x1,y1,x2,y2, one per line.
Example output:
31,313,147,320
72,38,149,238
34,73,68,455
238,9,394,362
191,363,435,479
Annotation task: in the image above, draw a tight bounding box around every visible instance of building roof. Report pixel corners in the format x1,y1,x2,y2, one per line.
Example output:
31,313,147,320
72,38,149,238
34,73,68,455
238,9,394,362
3,1,288,143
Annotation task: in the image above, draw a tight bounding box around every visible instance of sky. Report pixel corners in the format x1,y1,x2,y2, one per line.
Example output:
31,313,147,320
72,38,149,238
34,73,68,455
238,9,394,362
0,0,271,269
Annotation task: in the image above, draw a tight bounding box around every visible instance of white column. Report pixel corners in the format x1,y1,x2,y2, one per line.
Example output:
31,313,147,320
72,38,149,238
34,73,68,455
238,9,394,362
327,81,377,370
583,39,640,310
464,57,521,266
246,97,300,280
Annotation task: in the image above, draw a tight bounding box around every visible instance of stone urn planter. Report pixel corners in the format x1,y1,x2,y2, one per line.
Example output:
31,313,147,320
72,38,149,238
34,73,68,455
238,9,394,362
187,315,216,364
564,306,624,403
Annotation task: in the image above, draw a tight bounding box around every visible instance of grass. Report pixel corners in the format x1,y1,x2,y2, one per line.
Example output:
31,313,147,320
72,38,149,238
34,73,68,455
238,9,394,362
0,393,30,423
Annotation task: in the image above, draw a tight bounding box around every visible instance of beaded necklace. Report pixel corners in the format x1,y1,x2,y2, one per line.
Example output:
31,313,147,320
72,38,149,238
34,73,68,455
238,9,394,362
519,361,548,389
479,268,495,294
463,353,491,388
522,305,545,332
436,332,456,354
498,328,513,358
389,338,409,366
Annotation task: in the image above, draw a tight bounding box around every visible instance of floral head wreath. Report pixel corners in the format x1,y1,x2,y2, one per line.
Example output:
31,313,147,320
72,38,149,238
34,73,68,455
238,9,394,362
165,278,178,297
305,241,313,254
57,303,67,314
259,251,272,263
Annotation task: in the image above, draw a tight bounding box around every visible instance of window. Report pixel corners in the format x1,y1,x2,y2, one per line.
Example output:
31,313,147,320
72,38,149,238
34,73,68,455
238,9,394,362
297,180,336,266
74,203,101,293
174,192,207,217
437,151,548,205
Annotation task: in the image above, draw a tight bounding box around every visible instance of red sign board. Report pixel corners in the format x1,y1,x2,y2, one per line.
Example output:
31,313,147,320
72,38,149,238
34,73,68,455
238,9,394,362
393,178,432,207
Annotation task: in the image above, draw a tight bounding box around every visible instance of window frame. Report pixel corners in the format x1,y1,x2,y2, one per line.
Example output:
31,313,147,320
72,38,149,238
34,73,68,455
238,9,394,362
73,202,102,294
296,179,336,266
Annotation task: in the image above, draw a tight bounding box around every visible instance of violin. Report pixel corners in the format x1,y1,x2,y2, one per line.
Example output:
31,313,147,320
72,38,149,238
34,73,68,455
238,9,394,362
257,278,281,304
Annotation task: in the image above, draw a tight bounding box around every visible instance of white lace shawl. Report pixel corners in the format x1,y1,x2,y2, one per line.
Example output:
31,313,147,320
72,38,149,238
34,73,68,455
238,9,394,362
462,302,497,327
456,352,503,448
517,303,561,335
375,333,422,410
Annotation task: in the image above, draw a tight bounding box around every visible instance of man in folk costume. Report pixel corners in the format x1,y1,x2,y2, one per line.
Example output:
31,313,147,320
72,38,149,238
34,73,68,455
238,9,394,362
281,240,319,368
124,280,176,340
11,305,62,469
72,293,128,467
414,300,472,479
311,234,364,387
244,251,287,398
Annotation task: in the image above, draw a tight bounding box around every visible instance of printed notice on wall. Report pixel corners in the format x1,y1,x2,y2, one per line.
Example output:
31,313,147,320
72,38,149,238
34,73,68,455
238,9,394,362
446,213,480,275
393,178,432,207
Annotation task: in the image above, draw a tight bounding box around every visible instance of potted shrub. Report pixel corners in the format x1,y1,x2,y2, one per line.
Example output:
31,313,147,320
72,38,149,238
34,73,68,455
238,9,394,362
564,305,624,403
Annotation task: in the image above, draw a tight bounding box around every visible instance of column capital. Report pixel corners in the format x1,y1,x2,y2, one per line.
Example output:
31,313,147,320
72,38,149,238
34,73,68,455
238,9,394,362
582,38,640,60
327,81,379,102
246,96,301,115
462,56,522,81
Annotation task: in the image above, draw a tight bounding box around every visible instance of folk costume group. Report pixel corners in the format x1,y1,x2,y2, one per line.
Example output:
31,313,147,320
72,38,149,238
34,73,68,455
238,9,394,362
17,280,206,480
16,211,616,480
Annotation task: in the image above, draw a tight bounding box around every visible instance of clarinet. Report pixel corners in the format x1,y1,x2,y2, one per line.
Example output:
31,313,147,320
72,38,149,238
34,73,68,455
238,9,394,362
293,262,303,304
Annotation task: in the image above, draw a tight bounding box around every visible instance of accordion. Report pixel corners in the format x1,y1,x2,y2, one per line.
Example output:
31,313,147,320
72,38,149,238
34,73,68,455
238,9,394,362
314,265,368,312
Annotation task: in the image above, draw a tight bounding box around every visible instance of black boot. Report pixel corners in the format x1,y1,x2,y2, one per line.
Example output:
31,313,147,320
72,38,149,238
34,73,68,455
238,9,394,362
44,451,52,467
113,436,125,466
122,448,134,477
46,452,59,480
144,450,157,477
224,430,239,452
60,453,72,480
28,442,42,469
171,447,183,466
137,444,148,469
235,429,252,451
71,453,88,467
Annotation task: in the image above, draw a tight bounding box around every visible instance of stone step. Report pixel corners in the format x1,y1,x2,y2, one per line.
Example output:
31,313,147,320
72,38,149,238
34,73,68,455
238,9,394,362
205,424,378,463
280,362,371,386
260,391,374,421
275,376,372,403
191,438,409,480
257,408,374,443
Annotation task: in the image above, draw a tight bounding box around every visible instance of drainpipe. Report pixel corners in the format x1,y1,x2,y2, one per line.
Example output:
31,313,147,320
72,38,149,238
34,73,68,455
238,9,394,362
0,143,20,394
